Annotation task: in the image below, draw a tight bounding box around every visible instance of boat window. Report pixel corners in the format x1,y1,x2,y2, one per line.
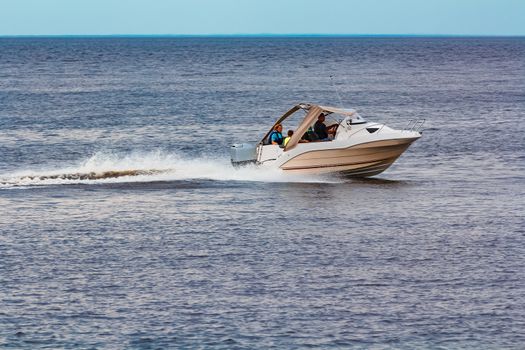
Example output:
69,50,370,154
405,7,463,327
324,112,342,126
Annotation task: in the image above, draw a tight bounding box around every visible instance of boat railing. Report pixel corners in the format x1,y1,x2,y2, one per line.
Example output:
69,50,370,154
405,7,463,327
377,120,388,134
404,119,425,132
256,142,264,162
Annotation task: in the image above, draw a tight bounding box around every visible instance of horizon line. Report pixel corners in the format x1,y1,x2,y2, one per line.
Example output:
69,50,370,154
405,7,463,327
1,33,524,38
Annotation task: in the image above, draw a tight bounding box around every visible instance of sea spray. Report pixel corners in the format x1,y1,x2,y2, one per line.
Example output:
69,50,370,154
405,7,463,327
0,150,337,188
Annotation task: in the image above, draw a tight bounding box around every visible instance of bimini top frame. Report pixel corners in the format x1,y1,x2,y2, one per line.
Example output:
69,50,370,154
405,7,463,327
259,103,356,151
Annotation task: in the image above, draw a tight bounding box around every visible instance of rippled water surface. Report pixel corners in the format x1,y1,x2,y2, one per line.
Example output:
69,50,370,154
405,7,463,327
1,37,524,349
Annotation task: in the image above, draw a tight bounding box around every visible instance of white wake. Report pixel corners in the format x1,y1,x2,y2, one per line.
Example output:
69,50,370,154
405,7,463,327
0,150,336,188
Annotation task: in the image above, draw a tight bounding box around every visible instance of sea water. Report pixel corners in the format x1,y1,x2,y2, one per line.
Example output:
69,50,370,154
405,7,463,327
0,37,524,348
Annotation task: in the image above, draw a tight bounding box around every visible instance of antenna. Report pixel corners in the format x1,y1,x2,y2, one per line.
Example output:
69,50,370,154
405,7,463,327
330,75,345,109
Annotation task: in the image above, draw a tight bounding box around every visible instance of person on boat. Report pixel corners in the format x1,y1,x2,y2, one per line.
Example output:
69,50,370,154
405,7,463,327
314,114,337,141
283,130,293,146
302,126,319,142
268,124,284,145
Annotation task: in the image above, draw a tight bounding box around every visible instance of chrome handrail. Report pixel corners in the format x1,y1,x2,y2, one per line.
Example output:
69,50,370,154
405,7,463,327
403,119,425,132
414,119,426,132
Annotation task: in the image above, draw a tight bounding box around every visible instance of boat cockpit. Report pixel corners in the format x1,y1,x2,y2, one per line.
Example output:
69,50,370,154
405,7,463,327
260,103,367,149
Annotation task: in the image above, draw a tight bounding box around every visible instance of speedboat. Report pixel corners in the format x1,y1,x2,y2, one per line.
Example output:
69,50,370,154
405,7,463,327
230,103,423,177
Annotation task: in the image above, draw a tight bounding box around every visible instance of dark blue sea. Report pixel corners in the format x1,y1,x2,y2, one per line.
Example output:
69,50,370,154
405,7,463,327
0,37,524,349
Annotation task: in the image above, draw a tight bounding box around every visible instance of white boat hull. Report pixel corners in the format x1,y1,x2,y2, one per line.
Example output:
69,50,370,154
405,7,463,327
279,138,417,176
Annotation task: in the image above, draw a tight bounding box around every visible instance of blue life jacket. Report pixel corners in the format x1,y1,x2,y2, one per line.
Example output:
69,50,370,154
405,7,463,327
268,131,283,145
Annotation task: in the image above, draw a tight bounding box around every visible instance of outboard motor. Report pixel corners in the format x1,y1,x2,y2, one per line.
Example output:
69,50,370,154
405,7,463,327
230,143,258,167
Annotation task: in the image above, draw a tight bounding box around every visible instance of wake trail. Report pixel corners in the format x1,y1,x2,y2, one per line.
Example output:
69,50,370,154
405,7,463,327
0,150,338,188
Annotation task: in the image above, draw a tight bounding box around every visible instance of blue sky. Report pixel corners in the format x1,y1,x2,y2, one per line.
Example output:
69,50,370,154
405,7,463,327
0,0,524,36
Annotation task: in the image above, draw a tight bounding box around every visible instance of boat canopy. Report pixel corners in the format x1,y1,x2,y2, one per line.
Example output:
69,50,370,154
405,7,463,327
260,103,356,151
317,105,356,117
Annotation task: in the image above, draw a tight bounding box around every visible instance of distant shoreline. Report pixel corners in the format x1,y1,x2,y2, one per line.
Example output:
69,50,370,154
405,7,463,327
1,34,524,39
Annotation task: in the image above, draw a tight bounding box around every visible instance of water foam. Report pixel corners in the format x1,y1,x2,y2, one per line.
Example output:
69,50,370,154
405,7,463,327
0,150,336,188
